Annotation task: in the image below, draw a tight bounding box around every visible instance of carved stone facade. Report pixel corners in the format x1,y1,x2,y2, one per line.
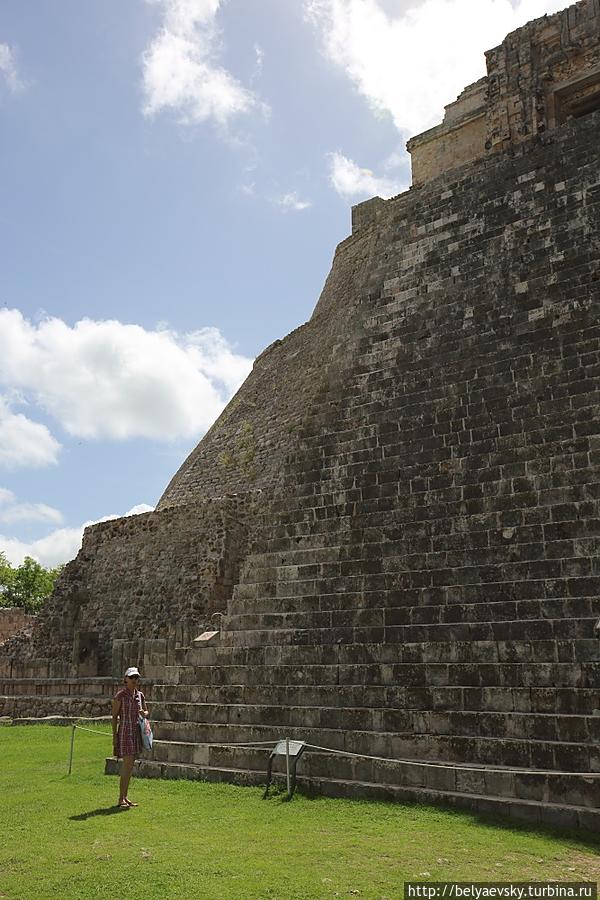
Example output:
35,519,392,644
408,0,600,184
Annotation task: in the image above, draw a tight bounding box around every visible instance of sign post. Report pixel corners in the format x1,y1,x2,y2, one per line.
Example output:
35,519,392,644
263,739,306,801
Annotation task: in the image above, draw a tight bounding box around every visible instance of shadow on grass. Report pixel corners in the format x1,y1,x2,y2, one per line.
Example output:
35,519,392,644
69,806,130,821
294,787,600,852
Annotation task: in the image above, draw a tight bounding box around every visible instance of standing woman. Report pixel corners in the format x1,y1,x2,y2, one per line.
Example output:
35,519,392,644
112,666,149,809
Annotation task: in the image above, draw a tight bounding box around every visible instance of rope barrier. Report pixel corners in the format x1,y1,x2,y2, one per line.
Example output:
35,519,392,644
66,723,600,782
197,740,277,748
67,723,112,774
73,725,112,737
201,737,600,779
298,742,600,779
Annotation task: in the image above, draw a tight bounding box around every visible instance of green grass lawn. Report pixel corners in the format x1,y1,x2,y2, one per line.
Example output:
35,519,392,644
0,724,598,900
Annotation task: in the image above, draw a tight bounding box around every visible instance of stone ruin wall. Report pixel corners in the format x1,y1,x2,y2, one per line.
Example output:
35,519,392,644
0,608,35,645
408,0,600,184
1,493,261,677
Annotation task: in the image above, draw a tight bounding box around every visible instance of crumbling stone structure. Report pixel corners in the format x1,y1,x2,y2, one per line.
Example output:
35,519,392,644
408,0,600,183
0,608,35,645
0,494,260,680
3,0,600,829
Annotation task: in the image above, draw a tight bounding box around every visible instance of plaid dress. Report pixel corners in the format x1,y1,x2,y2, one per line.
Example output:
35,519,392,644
114,687,144,758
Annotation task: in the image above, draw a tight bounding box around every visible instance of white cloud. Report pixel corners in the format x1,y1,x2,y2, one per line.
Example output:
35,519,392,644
0,503,155,568
142,0,265,126
0,502,63,526
0,43,23,93
306,0,568,136
0,396,61,469
0,309,253,443
328,151,405,200
276,191,312,212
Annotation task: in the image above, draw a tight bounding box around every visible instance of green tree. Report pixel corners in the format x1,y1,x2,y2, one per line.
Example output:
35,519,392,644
0,551,15,607
0,554,63,614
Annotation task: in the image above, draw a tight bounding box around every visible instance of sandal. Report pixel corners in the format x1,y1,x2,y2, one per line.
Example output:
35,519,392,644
125,799,138,807
118,801,130,809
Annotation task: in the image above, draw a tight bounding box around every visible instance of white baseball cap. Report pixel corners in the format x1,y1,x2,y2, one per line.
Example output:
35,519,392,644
124,666,141,678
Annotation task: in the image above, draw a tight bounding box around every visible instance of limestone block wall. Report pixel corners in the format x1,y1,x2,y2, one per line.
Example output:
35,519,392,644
338,109,600,613
407,80,487,186
0,608,35,645
1,493,261,674
0,676,131,720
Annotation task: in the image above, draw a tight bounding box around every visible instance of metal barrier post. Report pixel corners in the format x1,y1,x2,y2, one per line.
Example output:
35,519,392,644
285,737,290,796
68,725,76,775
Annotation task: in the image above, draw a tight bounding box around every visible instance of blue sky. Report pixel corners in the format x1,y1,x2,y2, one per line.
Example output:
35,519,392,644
0,0,566,566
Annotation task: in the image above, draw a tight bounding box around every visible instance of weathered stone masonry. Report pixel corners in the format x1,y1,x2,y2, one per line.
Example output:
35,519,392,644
408,0,600,184
0,609,35,645
3,0,600,829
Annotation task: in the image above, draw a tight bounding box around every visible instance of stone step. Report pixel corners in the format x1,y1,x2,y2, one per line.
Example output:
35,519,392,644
256,535,597,573
163,660,600,689
147,741,600,810
233,559,600,602
259,493,600,535
150,682,600,715
148,720,600,772
220,626,600,658
148,701,600,745
240,531,595,569
227,594,595,623
236,547,600,590
222,614,595,644
104,756,600,830
175,639,600,669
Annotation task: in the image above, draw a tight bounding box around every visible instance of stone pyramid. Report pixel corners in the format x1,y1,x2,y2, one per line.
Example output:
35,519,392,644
3,0,600,830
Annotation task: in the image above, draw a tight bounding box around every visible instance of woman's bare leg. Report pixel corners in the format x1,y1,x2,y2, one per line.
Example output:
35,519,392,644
119,756,135,806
